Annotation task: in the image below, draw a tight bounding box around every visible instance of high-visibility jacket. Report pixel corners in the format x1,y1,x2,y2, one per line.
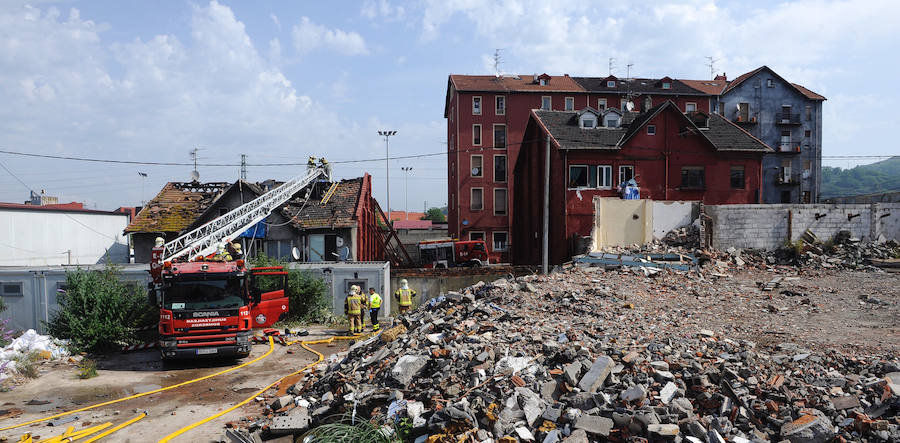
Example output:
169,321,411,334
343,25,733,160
369,292,382,309
394,288,416,306
346,294,363,315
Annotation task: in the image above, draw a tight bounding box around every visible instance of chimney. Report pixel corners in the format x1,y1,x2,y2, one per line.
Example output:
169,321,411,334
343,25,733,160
715,73,727,81
533,73,538,83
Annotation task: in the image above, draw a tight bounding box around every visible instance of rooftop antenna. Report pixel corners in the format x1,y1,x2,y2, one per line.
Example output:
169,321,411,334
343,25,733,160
608,57,615,76
493,49,502,78
626,63,633,81
240,154,247,180
706,56,719,80
190,147,201,182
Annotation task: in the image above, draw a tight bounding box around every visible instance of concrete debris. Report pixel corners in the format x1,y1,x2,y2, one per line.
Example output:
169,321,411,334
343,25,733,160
240,268,899,443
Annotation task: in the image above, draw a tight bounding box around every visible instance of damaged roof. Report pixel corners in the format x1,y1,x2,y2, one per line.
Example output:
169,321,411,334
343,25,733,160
281,177,363,229
124,182,231,234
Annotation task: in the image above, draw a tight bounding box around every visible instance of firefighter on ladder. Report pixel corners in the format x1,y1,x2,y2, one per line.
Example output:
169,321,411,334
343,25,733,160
344,285,365,335
393,279,417,314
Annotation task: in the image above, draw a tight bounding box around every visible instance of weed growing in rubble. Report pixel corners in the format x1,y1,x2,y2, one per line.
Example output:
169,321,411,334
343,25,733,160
300,413,396,443
13,350,41,378
77,358,98,379
250,256,332,323
48,265,156,353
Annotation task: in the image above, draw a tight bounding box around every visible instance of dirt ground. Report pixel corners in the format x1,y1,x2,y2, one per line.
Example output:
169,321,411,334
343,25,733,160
0,326,352,443
0,268,896,442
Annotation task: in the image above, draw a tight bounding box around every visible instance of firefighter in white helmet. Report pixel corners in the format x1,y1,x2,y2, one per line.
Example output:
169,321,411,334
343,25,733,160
214,242,232,261
393,279,417,314
344,285,365,334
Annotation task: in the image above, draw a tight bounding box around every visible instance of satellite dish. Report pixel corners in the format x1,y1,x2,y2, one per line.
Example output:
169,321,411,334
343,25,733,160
625,101,635,112
736,103,741,111
191,170,200,181
335,237,344,247
471,168,480,176
291,247,301,261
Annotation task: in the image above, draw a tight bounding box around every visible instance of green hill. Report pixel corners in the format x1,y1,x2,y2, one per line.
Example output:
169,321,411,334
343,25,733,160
821,156,900,198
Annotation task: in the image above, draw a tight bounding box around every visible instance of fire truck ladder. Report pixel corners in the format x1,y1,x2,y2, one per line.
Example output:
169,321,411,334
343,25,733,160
163,167,327,262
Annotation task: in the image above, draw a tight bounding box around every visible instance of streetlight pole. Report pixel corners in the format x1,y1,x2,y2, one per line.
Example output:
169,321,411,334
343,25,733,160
378,130,397,223
401,166,413,220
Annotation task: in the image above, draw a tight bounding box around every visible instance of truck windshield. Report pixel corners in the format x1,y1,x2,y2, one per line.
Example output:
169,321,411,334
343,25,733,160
164,278,246,311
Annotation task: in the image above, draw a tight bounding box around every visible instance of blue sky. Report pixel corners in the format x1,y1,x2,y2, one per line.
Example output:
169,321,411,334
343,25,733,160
0,0,897,210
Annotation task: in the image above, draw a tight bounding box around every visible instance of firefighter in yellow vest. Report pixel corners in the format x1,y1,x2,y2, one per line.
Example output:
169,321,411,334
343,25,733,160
368,287,382,331
344,285,365,334
394,279,417,314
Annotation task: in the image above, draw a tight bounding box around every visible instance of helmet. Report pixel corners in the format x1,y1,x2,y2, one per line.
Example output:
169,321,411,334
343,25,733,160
232,242,242,252
400,279,408,285
154,237,165,247
350,285,360,294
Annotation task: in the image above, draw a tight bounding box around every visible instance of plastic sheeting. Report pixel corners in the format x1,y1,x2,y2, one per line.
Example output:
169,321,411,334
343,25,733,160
0,329,70,379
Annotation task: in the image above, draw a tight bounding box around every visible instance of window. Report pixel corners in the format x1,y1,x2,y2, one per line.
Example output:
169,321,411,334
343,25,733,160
620,99,628,111
582,118,595,128
539,79,547,86
494,188,507,215
680,166,705,189
685,102,697,112
541,96,551,110
493,155,507,182
568,165,589,188
493,124,506,149
495,96,506,115
767,78,774,88
565,97,574,111
472,124,482,145
643,96,652,111
470,155,483,177
1,282,24,297
597,165,612,189
805,130,811,138
662,82,671,89
781,105,792,121
607,80,616,88
471,188,483,210
619,165,634,185
493,232,509,251
469,231,485,241
647,125,656,135
802,191,811,204
806,105,812,121
606,116,619,127
730,166,745,189
780,130,791,150
738,102,749,121
597,98,606,110
472,96,481,115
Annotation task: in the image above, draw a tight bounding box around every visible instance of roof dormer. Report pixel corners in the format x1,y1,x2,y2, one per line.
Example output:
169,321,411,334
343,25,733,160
534,73,552,86
577,107,600,129
601,108,623,128
658,76,673,90
604,75,619,88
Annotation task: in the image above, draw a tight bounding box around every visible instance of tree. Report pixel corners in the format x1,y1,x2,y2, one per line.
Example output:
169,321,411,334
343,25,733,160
421,207,446,222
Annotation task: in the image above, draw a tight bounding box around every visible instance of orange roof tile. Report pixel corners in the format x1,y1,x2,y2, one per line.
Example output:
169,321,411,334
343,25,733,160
679,79,727,95
449,74,585,93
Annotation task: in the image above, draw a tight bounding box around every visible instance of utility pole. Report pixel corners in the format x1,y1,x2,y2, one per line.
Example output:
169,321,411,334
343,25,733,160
240,154,247,180
378,130,397,223
542,134,551,274
190,147,201,181
401,166,413,220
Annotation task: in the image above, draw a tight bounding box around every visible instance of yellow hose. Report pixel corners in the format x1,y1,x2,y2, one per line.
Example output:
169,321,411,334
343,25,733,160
81,412,147,443
0,337,275,433
36,422,113,443
157,333,373,442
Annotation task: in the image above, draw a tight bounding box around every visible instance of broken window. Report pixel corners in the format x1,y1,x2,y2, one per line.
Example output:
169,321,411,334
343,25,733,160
681,166,705,189
738,103,749,122
568,165,589,188
730,166,745,189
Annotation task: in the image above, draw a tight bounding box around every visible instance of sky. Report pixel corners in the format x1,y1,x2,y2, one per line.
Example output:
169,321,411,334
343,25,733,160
0,0,898,210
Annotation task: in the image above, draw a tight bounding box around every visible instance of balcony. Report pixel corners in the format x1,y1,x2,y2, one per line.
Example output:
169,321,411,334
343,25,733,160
775,114,802,125
733,113,757,125
775,142,802,154
775,171,801,185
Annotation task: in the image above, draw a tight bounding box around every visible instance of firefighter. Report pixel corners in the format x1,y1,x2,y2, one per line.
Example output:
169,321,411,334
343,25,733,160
393,279,417,314
214,242,232,261
228,242,244,260
368,287,382,331
344,285,364,335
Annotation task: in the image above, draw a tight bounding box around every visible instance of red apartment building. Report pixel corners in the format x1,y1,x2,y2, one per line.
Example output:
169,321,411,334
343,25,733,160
445,73,716,262
512,101,771,265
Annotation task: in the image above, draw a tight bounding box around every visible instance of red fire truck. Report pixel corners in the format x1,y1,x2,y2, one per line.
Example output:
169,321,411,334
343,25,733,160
149,160,328,360
418,239,489,268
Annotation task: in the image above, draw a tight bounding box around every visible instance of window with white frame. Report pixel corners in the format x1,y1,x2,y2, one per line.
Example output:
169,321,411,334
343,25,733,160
472,96,481,115
605,115,620,128
541,96,551,110
565,97,574,111
469,231,485,242
495,96,506,115
619,165,634,185
494,188,507,215
493,155,507,182
539,79,547,86
581,118,595,128
606,80,616,88
597,98,606,110
620,99,628,111
493,124,506,149
568,165,589,188
471,155,483,177
643,96,652,111
685,102,697,112
470,187,484,210
647,125,656,135
597,165,613,189
472,124,482,145
492,232,509,251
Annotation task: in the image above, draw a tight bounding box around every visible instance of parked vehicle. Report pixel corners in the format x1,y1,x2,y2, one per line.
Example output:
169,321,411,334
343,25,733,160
418,239,489,268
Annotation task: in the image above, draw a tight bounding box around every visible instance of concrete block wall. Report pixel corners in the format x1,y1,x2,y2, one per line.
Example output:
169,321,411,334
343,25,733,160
705,203,900,250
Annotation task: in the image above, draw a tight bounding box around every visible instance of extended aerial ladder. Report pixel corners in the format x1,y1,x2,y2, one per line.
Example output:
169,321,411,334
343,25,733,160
161,159,330,262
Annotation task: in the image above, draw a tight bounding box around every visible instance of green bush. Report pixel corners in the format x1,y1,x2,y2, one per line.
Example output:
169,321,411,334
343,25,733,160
48,266,156,353
250,256,332,323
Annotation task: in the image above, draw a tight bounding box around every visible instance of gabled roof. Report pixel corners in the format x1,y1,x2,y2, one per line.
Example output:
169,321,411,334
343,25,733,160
573,77,706,95
532,110,626,150
125,182,231,233
723,65,825,101
678,79,727,95
577,106,600,117
691,111,774,152
447,74,585,93
281,177,365,229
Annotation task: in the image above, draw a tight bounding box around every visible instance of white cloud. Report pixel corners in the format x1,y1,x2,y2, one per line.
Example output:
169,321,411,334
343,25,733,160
291,16,368,55
270,13,281,31
361,0,406,21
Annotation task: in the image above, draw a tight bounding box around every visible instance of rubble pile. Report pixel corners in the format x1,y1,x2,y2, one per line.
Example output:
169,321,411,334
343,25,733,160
661,225,700,249
0,329,70,381
740,235,900,272
247,271,899,442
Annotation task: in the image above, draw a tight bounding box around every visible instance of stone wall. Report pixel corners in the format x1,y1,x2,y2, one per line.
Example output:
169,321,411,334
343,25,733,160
704,203,900,250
